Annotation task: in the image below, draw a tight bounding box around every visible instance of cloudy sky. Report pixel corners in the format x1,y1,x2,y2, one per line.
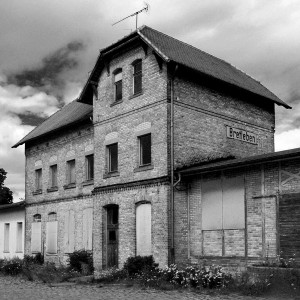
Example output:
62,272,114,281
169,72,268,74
1,0,300,201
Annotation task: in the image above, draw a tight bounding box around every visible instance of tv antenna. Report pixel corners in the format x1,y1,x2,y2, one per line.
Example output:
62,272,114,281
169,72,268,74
112,3,150,29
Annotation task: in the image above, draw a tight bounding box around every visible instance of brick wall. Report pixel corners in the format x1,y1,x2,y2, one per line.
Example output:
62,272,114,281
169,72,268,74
173,76,275,169
174,156,300,267
93,182,170,270
25,196,93,264
25,123,94,205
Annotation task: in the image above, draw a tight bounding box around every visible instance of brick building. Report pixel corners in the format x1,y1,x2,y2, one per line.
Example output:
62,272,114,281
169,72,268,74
14,26,296,270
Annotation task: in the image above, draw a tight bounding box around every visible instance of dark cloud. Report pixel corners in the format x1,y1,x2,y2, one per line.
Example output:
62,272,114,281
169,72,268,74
7,41,86,103
18,113,46,127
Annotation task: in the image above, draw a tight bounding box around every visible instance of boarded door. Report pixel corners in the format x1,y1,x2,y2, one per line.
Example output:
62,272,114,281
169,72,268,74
279,193,300,258
136,203,152,256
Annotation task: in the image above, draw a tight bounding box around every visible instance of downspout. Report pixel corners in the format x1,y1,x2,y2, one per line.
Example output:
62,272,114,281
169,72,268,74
187,183,191,260
170,64,178,263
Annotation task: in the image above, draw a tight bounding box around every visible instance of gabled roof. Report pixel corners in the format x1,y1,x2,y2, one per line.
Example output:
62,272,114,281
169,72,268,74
12,101,92,148
79,26,290,109
178,147,300,176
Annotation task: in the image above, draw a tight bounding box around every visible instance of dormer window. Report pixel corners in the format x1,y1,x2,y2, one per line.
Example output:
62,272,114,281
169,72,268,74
133,60,142,95
114,69,122,101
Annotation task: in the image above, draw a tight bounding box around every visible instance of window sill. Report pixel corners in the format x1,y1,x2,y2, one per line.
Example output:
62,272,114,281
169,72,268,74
46,253,58,256
83,179,94,186
33,189,42,195
15,251,23,253
47,187,58,193
63,183,76,190
129,91,143,99
110,100,123,107
3,251,10,253
103,171,120,179
134,164,154,172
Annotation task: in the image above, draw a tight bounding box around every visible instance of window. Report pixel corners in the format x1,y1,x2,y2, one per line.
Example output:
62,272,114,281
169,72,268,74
66,159,76,184
4,223,9,252
31,214,42,253
114,70,122,101
85,155,94,181
139,134,151,166
133,60,142,94
35,168,42,190
46,212,58,254
107,143,118,172
16,222,23,252
50,164,58,188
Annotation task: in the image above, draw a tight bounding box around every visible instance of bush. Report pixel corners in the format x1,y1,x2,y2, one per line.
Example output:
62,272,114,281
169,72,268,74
0,257,23,275
67,249,93,274
94,267,127,283
23,253,44,266
123,255,156,276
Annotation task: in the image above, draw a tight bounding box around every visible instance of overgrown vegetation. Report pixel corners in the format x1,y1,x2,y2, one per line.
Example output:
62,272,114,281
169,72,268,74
67,249,94,274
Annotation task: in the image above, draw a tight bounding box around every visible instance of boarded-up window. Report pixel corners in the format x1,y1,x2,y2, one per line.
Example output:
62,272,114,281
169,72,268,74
82,208,93,250
46,213,58,254
16,222,23,252
64,210,75,253
223,176,245,229
202,175,244,230
136,203,152,256
202,179,222,230
31,222,42,253
4,223,10,252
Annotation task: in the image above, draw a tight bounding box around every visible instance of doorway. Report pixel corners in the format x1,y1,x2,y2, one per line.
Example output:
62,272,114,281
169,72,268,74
106,205,119,268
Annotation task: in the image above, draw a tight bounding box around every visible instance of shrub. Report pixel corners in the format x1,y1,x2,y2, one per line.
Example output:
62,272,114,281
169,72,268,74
23,253,44,266
67,249,93,274
123,255,156,276
1,257,23,275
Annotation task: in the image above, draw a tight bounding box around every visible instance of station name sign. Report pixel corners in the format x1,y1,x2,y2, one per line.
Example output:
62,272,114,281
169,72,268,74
226,126,257,145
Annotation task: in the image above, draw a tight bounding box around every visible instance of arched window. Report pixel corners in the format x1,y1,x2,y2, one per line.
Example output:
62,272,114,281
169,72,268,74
33,214,41,222
132,59,142,95
113,68,122,101
48,212,57,222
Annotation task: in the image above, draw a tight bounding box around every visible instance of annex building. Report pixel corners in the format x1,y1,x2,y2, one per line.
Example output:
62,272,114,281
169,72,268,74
14,26,300,270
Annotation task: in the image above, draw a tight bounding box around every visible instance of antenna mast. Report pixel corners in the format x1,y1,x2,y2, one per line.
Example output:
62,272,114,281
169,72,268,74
112,3,149,29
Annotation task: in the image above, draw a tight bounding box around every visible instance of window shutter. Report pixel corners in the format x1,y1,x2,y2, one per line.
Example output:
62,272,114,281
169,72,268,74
136,203,152,256
82,208,93,250
202,179,222,230
4,224,10,252
46,221,58,254
64,210,75,253
31,222,42,253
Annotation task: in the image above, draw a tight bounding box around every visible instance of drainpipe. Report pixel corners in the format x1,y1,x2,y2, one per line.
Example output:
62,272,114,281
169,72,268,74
170,64,178,264
187,183,191,260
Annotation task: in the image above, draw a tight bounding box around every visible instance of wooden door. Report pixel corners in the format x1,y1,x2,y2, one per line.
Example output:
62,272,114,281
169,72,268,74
107,205,118,268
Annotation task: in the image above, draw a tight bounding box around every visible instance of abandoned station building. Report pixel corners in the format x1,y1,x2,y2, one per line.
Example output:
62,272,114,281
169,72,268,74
14,26,299,270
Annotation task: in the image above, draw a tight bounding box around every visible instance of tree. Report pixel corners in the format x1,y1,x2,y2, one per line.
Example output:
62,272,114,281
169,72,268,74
0,168,13,205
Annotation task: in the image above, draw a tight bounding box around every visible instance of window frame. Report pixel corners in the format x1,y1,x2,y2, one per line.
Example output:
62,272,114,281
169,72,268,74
35,168,43,191
49,164,58,188
139,133,152,166
16,222,23,253
114,69,122,102
85,154,94,181
4,223,10,253
66,159,76,185
132,59,142,95
107,143,118,173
